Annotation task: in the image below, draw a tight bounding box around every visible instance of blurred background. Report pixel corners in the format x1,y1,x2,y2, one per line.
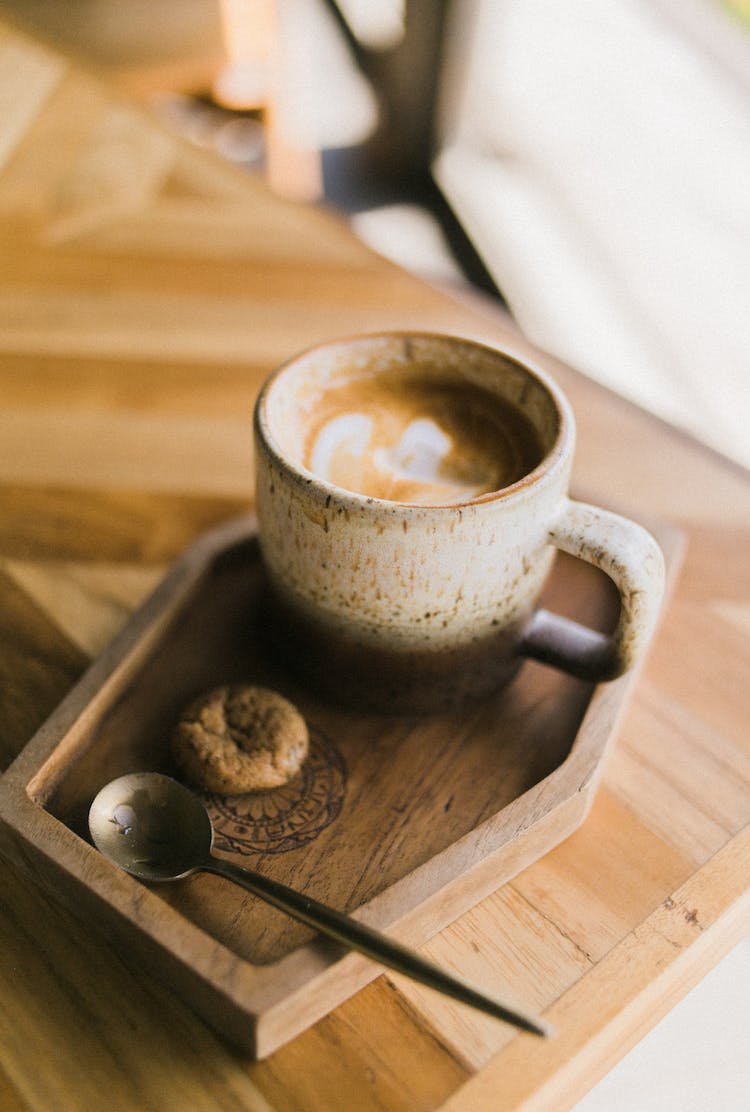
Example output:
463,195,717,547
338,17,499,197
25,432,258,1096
1,0,748,473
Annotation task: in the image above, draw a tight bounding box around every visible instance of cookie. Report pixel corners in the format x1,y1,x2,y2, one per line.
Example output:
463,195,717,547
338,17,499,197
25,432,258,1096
171,684,309,794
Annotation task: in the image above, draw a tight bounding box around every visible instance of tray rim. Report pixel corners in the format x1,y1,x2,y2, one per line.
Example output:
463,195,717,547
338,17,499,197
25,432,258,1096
0,512,684,1056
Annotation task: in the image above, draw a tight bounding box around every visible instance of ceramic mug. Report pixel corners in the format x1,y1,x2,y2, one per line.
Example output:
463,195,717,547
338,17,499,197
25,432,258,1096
253,332,665,712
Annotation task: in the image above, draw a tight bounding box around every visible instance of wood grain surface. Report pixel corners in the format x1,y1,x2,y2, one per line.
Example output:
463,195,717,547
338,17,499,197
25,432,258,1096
0,516,681,1059
1,20,749,1111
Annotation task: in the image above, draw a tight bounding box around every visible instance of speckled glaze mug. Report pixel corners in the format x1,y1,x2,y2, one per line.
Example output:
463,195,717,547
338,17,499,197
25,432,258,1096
253,333,665,712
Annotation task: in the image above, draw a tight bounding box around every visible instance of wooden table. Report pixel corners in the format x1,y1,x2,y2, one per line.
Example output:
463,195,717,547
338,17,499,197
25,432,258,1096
1,21,749,1111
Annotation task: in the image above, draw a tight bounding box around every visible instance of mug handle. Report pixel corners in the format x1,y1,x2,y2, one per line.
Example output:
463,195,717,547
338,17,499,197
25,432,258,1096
520,499,665,682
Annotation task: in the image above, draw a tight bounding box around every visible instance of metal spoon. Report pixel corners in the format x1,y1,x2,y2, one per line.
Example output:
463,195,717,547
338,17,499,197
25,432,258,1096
89,772,552,1037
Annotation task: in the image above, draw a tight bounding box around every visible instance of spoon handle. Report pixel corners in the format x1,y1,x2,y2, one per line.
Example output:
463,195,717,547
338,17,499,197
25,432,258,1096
204,855,552,1037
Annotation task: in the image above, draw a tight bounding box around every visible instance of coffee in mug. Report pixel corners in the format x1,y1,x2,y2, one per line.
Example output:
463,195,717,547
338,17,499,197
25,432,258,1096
297,366,544,505
253,333,664,712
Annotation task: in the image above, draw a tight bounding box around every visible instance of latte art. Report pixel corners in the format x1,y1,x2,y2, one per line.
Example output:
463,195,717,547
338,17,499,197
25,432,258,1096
310,412,500,503
300,373,544,505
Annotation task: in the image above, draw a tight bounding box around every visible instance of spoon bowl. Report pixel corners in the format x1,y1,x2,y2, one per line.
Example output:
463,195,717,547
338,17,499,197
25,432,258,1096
89,771,213,881
89,771,553,1037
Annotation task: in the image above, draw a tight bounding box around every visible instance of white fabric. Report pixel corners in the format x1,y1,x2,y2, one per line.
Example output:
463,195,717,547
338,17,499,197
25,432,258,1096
436,0,750,467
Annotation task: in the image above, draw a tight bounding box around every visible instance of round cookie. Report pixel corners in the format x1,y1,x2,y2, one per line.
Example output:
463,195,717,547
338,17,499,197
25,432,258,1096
172,684,309,794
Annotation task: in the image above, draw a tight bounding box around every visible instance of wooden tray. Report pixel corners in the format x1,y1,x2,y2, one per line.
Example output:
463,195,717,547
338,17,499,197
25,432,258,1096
0,513,680,1059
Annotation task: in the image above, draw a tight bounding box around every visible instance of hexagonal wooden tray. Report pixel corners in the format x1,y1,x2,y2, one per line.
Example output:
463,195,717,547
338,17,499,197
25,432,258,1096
0,512,681,1058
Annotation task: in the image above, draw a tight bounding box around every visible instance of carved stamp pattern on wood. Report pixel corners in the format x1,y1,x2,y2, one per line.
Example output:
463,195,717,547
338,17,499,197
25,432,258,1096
205,728,347,855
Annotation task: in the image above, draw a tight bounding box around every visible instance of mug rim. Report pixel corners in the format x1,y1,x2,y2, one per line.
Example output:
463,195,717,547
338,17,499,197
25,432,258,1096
254,331,574,511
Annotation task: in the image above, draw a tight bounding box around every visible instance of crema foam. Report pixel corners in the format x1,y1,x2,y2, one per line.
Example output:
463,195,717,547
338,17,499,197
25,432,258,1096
299,371,544,505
